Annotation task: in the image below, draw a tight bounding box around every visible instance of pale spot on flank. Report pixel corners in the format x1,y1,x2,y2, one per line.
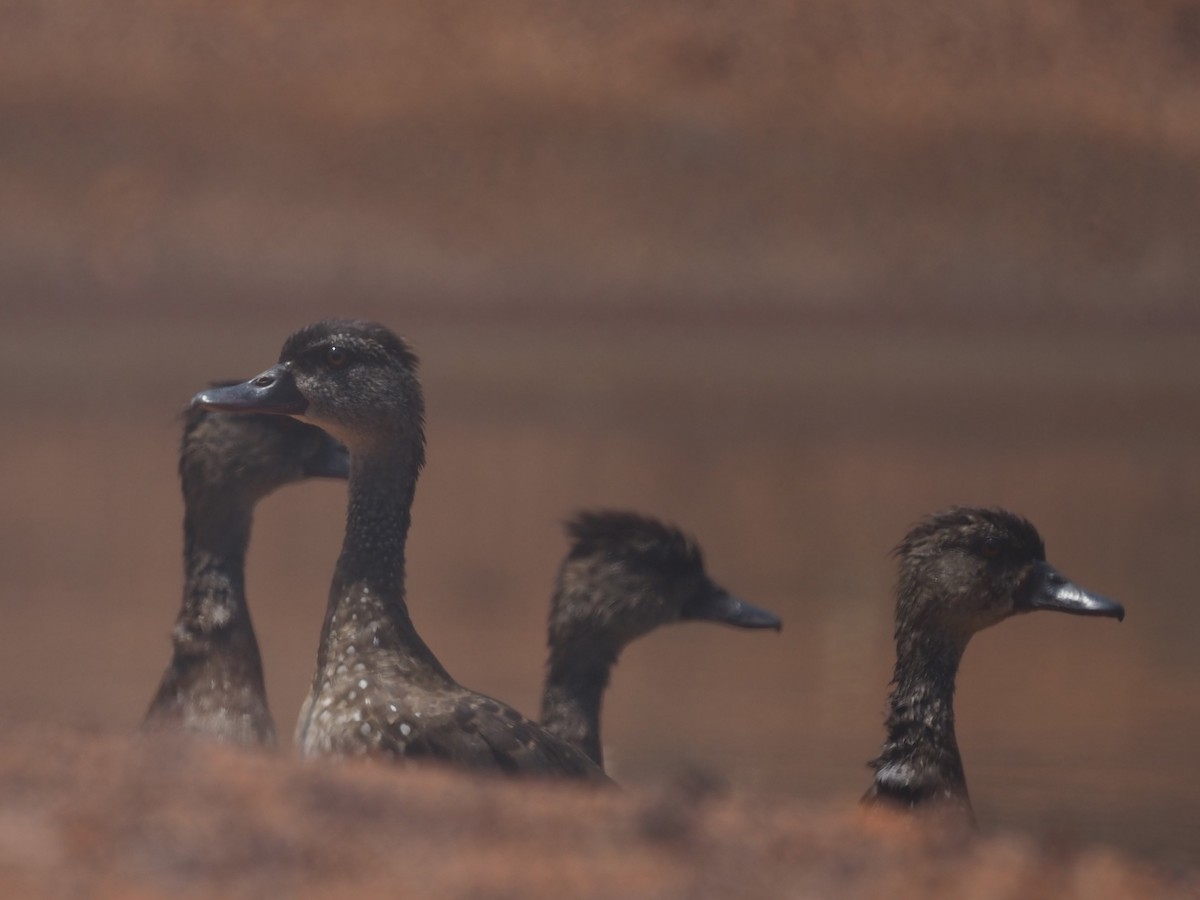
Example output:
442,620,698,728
347,646,356,656
358,679,368,689
348,691,357,700
399,723,412,737
388,704,398,714
359,723,371,737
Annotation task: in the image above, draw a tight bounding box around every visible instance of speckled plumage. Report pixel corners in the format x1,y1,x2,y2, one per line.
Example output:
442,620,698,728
863,507,1124,821
143,404,349,746
540,510,781,769
196,319,607,780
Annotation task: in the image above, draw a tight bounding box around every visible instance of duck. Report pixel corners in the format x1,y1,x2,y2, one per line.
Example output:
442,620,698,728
540,510,782,769
862,506,1125,821
192,319,608,780
143,401,350,746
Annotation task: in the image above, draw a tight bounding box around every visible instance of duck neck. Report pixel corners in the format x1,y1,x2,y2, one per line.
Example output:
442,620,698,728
335,448,413,600
870,625,971,813
176,499,259,659
318,441,449,680
541,639,617,769
146,496,271,737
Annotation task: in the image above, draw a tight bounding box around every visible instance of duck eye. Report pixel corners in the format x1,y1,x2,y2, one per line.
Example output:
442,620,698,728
980,537,1002,559
324,346,348,368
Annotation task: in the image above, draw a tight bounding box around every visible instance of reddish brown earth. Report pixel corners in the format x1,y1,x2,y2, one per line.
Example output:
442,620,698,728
0,720,1195,900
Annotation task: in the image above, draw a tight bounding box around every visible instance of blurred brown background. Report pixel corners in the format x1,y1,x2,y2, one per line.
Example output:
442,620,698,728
1,0,1198,868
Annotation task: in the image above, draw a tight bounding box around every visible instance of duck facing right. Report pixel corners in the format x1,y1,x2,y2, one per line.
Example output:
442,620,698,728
540,509,782,770
863,506,1125,823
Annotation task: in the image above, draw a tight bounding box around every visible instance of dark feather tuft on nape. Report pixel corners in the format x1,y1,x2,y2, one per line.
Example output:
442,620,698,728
894,506,1045,562
564,510,704,574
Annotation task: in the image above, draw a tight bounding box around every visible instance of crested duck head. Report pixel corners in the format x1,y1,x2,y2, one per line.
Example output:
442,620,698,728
866,506,1124,819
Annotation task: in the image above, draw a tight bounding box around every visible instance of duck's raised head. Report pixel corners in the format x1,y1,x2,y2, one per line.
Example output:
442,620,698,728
895,507,1124,649
193,319,424,453
549,511,781,651
181,401,349,506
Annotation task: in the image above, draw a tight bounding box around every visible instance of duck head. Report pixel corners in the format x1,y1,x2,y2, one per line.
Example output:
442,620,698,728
549,511,781,651
895,507,1124,651
192,320,424,456
181,401,349,505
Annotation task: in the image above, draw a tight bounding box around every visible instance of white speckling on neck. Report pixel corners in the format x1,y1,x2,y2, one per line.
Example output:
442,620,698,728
876,760,916,789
